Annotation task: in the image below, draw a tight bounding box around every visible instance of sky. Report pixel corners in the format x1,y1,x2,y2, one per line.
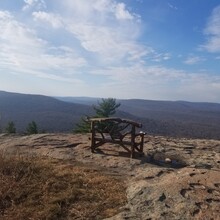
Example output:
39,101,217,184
0,0,220,102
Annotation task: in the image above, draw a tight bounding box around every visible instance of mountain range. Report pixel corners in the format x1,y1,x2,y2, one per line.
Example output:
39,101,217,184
1,91,220,139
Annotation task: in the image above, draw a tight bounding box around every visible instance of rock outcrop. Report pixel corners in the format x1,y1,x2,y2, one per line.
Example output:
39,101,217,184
0,133,219,219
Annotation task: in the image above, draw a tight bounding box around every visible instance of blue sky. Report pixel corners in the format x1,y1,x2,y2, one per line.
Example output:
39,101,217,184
0,0,220,102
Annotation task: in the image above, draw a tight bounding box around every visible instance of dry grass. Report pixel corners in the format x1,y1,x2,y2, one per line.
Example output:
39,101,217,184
0,151,127,219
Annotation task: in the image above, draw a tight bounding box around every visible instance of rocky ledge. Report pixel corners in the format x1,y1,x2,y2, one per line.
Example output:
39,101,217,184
0,133,219,219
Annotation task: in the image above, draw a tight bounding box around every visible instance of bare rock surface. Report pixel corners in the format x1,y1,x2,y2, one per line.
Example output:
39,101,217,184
0,133,220,219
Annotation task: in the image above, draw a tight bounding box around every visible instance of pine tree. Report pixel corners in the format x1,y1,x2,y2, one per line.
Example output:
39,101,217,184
74,98,120,133
74,116,91,133
94,98,121,117
5,121,16,134
26,121,38,134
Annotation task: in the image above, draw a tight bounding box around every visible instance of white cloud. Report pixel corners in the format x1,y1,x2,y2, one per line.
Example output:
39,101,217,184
60,0,137,21
184,55,206,65
67,23,147,64
201,5,220,53
0,10,12,20
0,10,86,82
31,1,145,65
115,3,134,20
87,64,220,102
168,3,178,10
32,11,63,28
1,0,149,87
23,0,46,11
151,52,171,62
0,11,45,52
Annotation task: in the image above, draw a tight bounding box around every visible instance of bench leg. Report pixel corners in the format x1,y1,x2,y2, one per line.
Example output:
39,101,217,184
91,121,95,153
140,134,145,153
130,145,135,158
131,125,135,158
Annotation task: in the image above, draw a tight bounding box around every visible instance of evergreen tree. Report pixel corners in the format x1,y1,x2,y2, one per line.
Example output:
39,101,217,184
94,98,121,117
74,116,91,133
5,121,16,134
74,98,120,133
26,121,38,134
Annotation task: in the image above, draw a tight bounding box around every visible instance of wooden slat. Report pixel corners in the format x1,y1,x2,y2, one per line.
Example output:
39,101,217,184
89,117,142,128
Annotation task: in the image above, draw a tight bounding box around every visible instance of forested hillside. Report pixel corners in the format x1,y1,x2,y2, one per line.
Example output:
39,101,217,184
0,91,94,133
58,96,220,139
120,99,220,139
1,91,220,139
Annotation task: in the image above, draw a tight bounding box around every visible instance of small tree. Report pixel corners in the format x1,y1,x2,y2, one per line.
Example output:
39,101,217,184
94,98,121,118
74,98,120,133
5,121,16,134
26,121,38,134
74,116,91,133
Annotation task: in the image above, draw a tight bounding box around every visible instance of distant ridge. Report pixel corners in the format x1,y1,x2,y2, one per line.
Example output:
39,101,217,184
0,91,94,132
1,91,220,139
57,95,220,140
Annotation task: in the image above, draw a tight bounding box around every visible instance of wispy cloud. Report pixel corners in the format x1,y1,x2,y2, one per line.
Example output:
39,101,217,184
22,0,46,11
32,11,63,28
184,55,206,65
31,0,147,66
1,0,152,86
0,10,86,82
115,3,135,20
151,52,171,62
168,3,178,10
201,5,220,53
87,64,220,101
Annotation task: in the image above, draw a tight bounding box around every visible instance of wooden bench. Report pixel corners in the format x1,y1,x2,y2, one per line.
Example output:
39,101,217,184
89,117,145,158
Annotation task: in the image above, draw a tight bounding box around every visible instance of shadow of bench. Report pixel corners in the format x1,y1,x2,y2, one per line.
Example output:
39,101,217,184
89,117,145,158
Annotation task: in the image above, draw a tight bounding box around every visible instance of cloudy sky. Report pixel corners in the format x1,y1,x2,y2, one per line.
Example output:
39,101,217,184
0,0,220,102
